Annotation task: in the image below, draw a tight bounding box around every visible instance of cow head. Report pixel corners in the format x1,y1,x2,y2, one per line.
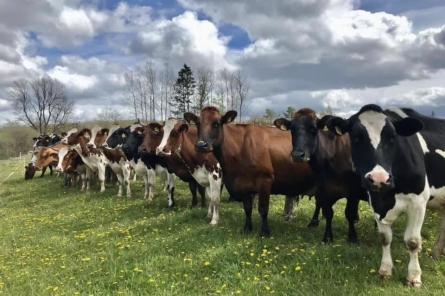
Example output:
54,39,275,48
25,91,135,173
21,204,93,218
62,149,80,173
184,107,237,152
24,162,36,180
62,128,91,156
55,146,70,172
274,108,326,162
105,126,126,148
33,135,51,148
139,123,164,155
122,124,145,156
156,118,189,156
327,104,423,192
94,128,110,147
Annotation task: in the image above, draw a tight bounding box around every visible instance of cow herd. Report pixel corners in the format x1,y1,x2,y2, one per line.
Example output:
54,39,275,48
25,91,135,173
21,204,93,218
25,104,445,288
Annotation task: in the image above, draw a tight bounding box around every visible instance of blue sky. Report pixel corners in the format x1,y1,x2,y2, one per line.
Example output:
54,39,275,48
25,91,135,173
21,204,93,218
1,0,445,123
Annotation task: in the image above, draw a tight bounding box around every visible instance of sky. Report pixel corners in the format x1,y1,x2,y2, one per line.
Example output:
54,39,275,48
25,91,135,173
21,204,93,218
1,0,445,124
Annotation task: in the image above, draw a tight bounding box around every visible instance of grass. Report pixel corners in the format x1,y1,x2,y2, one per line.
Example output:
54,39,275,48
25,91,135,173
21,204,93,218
0,159,444,295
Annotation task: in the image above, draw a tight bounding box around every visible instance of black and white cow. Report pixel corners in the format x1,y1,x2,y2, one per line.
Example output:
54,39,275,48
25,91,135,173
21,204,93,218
328,104,445,287
106,125,159,200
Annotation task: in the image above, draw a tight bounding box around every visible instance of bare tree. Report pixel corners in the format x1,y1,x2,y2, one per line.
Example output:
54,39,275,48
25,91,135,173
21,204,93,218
159,64,174,120
124,71,140,121
194,68,214,112
97,106,122,123
11,77,73,135
233,71,249,122
142,61,157,121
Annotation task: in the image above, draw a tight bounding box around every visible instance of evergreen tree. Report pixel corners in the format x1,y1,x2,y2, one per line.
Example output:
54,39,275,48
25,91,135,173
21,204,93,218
170,64,195,116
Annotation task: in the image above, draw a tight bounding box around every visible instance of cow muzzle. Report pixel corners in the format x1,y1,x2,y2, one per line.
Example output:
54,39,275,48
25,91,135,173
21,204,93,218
364,167,393,191
156,147,171,156
291,150,310,162
195,140,212,152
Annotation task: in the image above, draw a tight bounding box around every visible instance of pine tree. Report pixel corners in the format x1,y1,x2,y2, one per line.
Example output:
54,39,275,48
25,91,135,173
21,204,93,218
170,64,195,116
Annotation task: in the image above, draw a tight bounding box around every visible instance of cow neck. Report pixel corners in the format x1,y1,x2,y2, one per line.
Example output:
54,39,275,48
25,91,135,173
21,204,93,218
211,125,227,168
175,131,199,174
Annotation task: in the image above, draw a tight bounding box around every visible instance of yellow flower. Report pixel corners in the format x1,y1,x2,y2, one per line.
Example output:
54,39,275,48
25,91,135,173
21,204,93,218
204,261,210,266
295,266,302,272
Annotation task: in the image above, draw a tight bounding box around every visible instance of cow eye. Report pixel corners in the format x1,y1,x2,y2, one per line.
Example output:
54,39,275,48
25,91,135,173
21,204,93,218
213,121,220,128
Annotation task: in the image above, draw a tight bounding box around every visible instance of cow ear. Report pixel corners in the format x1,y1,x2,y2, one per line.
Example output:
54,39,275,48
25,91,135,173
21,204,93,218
394,117,423,137
221,110,237,125
327,117,350,135
178,123,189,134
273,118,291,131
184,112,199,125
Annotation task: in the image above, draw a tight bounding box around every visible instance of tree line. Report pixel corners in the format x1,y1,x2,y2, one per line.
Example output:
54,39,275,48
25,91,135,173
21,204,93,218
124,63,249,122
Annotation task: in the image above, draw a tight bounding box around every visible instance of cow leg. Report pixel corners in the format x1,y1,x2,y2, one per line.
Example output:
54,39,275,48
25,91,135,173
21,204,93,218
80,172,86,191
123,163,131,198
308,197,321,227
198,184,206,208
189,180,198,208
345,198,360,243
145,168,155,201
98,165,106,193
321,198,334,243
167,173,175,208
432,212,445,259
258,181,272,237
242,194,253,234
49,165,53,176
283,195,295,221
116,172,123,197
377,221,394,279
85,168,91,191
404,200,427,288
208,174,222,225
40,167,46,177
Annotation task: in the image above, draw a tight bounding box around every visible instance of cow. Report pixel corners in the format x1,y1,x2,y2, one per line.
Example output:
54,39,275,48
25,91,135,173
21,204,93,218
139,122,206,208
61,149,90,191
61,128,106,192
106,125,157,200
33,143,67,174
62,126,132,197
327,104,445,287
156,118,222,225
274,109,367,243
184,106,315,236
28,133,65,178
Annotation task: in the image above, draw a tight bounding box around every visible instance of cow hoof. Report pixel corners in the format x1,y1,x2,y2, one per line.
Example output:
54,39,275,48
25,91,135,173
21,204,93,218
347,237,359,244
322,237,333,244
378,267,392,279
243,226,253,235
307,220,319,228
260,228,271,237
407,279,422,288
209,220,218,226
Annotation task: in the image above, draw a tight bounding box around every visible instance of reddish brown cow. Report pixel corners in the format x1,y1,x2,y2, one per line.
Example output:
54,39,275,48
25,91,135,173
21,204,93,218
33,143,67,172
62,149,90,191
185,107,315,236
156,118,223,224
139,122,206,208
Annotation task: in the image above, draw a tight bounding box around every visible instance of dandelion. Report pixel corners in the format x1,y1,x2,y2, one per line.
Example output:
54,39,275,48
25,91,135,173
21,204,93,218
295,266,302,272
81,257,91,262
204,277,209,281
204,261,211,267
369,268,376,274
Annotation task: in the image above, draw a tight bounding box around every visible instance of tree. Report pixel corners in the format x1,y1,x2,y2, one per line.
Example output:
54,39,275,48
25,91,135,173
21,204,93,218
170,64,195,116
97,106,122,123
233,71,249,122
194,68,214,112
263,108,277,124
11,76,73,135
283,106,296,119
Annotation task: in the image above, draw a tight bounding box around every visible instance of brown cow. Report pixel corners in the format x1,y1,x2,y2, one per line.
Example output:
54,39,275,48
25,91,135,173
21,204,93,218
156,118,222,224
184,107,315,236
139,122,206,208
62,149,90,191
33,143,67,172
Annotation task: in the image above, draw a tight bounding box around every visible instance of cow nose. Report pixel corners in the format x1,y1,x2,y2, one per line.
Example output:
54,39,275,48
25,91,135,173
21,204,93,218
291,150,306,162
196,140,208,150
366,172,392,189
138,146,147,154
